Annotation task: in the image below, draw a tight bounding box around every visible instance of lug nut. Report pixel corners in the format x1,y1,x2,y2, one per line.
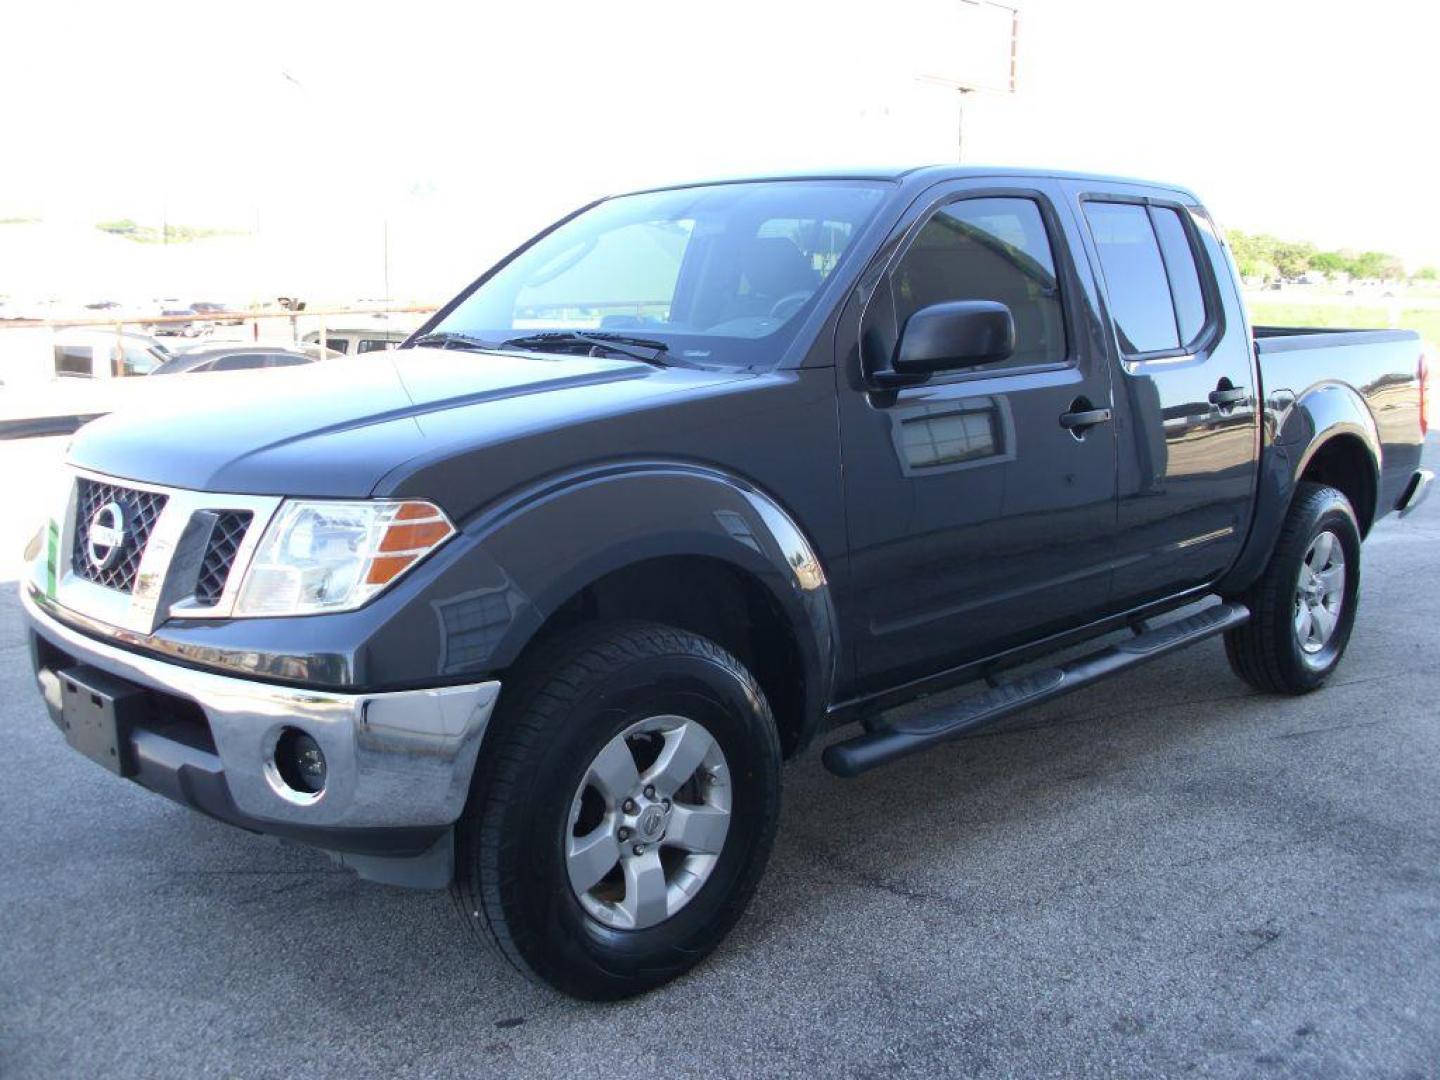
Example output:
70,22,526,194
618,827,632,841
622,799,637,814
632,844,646,856
643,785,656,799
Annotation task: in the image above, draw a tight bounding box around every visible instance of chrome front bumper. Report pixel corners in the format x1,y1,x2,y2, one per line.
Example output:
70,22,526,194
23,585,500,881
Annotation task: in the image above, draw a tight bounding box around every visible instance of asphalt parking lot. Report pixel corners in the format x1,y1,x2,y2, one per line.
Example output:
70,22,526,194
2,438,1438,1079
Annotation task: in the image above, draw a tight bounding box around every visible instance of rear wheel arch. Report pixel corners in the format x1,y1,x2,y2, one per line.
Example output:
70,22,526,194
1294,431,1378,536
1217,400,1378,597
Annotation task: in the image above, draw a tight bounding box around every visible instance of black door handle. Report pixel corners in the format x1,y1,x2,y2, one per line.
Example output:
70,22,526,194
1059,407,1112,432
1209,386,1248,406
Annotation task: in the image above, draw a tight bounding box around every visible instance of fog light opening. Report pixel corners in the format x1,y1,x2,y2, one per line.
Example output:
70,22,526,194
274,727,327,796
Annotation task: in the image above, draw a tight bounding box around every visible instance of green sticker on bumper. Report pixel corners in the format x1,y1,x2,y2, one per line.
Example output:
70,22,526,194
46,520,59,598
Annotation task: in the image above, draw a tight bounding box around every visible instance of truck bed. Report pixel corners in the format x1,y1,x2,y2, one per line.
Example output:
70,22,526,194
1253,324,1426,520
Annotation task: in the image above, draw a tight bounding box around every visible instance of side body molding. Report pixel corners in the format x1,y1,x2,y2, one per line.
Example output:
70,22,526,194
1220,380,1382,596
446,461,840,744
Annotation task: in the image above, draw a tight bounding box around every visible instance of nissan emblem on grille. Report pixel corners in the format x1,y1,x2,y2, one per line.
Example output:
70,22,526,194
86,501,128,571
71,479,169,595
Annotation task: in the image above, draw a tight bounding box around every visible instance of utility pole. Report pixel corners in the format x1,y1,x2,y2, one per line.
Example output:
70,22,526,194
957,90,972,163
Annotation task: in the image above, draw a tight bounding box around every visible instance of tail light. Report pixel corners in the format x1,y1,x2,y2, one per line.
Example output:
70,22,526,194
1421,350,1430,437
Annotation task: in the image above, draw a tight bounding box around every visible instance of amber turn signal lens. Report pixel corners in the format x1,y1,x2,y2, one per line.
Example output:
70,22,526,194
377,520,452,553
363,502,455,586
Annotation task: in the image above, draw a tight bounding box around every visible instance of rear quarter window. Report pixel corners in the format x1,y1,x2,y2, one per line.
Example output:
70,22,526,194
1150,206,1207,344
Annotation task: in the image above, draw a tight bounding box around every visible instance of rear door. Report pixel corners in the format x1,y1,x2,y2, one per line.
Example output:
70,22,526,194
1062,181,1260,607
836,178,1120,691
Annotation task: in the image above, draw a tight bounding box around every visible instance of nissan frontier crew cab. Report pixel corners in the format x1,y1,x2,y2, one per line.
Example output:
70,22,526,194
22,167,1433,1000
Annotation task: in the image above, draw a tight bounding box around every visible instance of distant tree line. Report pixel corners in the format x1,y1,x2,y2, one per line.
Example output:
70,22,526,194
1226,229,1436,284
97,218,245,244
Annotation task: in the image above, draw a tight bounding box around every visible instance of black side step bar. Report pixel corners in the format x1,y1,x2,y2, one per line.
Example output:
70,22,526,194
822,601,1250,778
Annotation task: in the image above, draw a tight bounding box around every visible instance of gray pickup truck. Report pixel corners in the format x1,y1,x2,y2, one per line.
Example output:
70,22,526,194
21,167,1431,999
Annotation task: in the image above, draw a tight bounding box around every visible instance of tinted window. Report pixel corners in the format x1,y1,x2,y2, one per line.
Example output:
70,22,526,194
1083,201,1179,354
357,338,394,353
1151,206,1207,344
891,197,1065,366
327,338,349,354
265,354,309,367
115,344,161,376
209,352,268,371
54,345,92,377
431,180,888,368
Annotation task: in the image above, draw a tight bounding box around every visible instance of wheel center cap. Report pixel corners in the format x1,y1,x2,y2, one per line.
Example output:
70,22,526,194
636,803,667,841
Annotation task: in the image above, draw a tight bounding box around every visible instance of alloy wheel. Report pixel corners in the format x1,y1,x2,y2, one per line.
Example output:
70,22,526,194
565,715,731,930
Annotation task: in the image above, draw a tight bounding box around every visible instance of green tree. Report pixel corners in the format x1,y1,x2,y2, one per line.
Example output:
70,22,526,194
1349,251,1403,281
1270,239,1316,279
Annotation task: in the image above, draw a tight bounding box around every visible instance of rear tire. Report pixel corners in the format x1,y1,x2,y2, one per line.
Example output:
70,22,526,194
452,621,782,1000
1224,482,1361,694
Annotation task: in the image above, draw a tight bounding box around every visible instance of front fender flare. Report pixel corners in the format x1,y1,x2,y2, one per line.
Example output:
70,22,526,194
443,461,838,740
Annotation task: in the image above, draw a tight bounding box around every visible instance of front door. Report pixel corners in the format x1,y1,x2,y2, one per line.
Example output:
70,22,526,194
837,180,1120,693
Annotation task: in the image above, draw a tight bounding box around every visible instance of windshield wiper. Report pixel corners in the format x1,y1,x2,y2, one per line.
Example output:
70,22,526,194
499,331,681,367
408,331,500,352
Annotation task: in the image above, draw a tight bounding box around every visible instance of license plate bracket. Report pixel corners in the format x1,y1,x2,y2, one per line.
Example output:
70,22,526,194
57,665,146,777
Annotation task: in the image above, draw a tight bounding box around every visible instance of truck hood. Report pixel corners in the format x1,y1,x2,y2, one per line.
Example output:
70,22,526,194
67,347,745,507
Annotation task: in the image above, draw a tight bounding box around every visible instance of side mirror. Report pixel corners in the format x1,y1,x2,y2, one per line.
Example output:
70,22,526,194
875,301,1015,387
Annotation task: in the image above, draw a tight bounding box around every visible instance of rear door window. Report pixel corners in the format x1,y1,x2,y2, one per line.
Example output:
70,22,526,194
1083,200,1213,356
1082,202,1179,354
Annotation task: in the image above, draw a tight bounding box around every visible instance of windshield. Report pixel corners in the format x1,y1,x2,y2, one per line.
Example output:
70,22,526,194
429,180,889,368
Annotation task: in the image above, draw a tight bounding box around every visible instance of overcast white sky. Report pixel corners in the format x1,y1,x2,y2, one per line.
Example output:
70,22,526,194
3,0,1436,297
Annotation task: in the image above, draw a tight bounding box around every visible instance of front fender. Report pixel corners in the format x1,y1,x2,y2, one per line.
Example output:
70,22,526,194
432,460,838,719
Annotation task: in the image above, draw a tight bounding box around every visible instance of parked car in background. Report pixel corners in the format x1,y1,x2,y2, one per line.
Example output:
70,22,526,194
0,329,171,437
300,318,420,355
299,327,406,355
189,301,247,326
149,345,318,375
148,307,207,337
51,330,169,379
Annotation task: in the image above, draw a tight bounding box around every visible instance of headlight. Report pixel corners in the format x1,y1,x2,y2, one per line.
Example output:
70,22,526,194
234,499,454,616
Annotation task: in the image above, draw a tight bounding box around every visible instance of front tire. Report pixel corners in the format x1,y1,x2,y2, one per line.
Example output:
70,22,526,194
453,621,782,1000
1224,482,1362,694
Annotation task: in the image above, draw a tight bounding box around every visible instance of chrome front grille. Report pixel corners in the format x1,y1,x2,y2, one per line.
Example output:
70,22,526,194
38,469,283,634
71,479,168,593
194,511,253,606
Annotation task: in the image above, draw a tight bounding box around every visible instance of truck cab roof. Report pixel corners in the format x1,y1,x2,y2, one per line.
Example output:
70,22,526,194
624,164,1202,203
